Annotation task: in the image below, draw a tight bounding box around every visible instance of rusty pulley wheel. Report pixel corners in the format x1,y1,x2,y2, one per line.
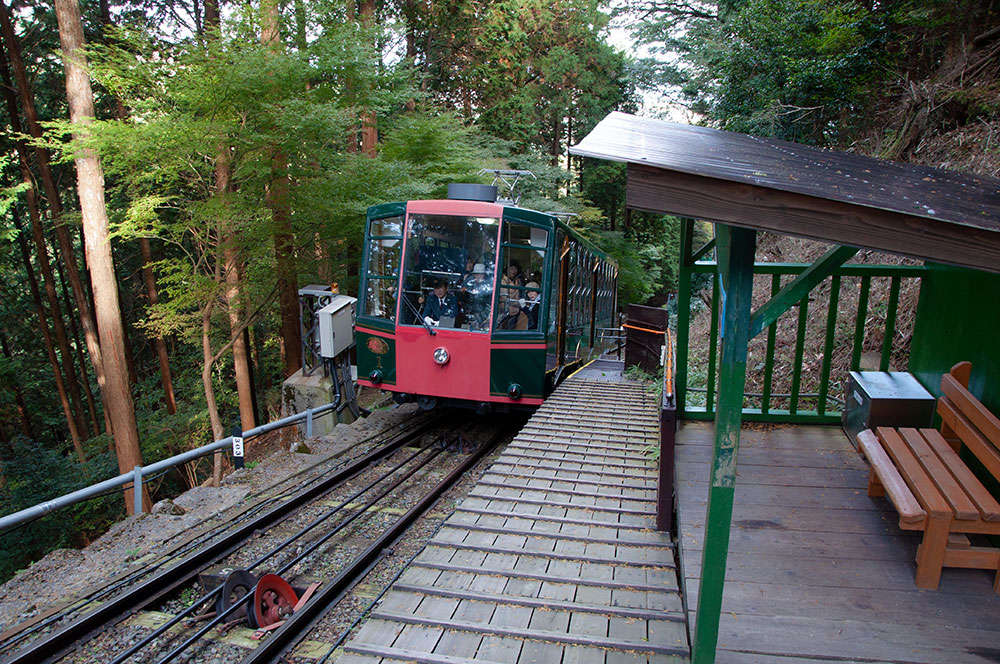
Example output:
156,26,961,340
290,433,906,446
249,574,298,628
214,570,259,620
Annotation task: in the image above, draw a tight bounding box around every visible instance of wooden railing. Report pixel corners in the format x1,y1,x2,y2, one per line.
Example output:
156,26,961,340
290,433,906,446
674,220,929,424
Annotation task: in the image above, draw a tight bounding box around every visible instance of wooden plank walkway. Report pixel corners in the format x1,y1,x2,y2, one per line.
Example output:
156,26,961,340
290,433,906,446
336,377,690,664
676,421,1000,664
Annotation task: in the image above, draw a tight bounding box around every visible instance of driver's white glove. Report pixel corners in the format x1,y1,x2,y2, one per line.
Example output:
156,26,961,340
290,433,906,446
518,298,525,307
424,316,437,326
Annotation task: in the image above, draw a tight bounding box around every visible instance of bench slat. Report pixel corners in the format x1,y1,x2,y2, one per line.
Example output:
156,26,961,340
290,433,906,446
941,374,1000,448
921,428,1000,522
938,396,1000,482
857,429,926,527
876,427,952,519
898,428,979,521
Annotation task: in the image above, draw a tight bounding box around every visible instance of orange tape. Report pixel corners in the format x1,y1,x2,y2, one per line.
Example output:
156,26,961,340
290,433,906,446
623,323,666,335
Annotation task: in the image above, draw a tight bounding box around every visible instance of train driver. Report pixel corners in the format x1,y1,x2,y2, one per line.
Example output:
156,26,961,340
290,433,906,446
422,280,458,327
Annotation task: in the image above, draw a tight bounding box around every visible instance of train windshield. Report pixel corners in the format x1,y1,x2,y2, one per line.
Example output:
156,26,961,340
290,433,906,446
400,213,499,332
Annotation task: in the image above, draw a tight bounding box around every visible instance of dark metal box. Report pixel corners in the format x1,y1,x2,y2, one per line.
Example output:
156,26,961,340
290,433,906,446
842,371,936,448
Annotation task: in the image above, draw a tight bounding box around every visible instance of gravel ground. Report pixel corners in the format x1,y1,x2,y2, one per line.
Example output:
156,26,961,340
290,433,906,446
0,400,418,639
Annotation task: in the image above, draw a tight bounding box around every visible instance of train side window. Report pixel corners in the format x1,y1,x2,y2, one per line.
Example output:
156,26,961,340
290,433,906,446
362,215,403,322
495,221,547,332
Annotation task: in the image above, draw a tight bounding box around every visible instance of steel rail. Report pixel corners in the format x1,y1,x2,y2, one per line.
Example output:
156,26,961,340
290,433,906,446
0,419,438,664
241,422,516,664
108,441,435,664
156,443,448,663
0,417,428,655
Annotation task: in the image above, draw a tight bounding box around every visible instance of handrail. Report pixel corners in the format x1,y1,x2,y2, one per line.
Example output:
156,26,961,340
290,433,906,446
0,400,342,535
663,327,675,406
674,218,929,424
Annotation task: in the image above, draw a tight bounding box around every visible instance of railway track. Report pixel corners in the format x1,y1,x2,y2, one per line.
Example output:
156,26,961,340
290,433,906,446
0,415,434,658
0,415,518,664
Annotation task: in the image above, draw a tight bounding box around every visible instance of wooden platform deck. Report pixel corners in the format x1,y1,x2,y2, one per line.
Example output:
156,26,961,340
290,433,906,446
336,376,690,664
676,421,1000,664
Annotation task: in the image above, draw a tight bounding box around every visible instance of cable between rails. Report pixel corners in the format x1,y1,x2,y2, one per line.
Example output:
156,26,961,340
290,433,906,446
152,443,447,664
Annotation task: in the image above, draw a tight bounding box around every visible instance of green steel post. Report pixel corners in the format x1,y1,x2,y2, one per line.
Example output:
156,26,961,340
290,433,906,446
692,224,756,664
789,296,808,414
880,276,901,371
817,275,841,415
675,219,694,416
761,274,780,414
706,273,720,415
851,276,871,370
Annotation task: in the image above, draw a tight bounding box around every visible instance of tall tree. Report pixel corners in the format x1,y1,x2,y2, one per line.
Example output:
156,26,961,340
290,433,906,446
358,0,378,157
10,211,85,459
0,328,33,440
52,0,148,512
261,0,301,378
0,0,114,438
0,43,90,448
138,238,177,414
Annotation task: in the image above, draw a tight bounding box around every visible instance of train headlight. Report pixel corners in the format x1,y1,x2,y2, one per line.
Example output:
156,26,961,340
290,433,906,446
369,369,383,384
508,383,522,399
432,347,450,366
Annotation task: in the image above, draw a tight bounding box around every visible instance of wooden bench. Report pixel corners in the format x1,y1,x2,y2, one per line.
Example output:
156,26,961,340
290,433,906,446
857,362,1000,592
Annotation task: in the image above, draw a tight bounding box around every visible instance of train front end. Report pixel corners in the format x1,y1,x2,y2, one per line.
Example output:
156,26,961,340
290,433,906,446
354,188,551,410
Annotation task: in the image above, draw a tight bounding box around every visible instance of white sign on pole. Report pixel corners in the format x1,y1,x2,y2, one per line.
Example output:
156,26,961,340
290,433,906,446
232,436,244,458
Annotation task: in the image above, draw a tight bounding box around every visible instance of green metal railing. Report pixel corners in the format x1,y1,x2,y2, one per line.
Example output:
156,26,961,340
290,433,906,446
675,220,928,424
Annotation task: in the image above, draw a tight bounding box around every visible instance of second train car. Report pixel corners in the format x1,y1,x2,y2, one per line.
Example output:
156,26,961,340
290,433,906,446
354,183,617,410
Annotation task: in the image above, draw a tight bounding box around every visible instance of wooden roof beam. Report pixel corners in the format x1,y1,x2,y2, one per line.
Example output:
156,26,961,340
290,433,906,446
626,163,1000,274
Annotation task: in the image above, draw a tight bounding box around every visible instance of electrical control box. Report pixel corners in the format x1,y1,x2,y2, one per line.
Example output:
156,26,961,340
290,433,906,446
842,371,936,448
318,295,357,359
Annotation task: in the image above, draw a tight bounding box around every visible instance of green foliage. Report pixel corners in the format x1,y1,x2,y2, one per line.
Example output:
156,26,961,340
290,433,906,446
0,439,123,582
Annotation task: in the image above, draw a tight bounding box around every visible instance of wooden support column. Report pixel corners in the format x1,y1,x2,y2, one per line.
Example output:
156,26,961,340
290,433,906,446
692,224,756,664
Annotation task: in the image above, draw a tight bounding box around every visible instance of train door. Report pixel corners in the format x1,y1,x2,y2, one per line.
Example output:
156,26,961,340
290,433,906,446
490,214,550,401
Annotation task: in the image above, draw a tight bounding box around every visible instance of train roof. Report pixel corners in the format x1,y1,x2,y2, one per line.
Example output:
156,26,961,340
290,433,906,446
366,200,616,267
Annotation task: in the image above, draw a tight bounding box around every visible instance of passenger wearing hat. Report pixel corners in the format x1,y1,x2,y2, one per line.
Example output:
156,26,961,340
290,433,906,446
519,281,541,330
463,263,493,330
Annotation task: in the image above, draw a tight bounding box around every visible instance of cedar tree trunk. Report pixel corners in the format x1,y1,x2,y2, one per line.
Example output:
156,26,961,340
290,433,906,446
262,0,302,376
0,0,113,436
53,0,148,512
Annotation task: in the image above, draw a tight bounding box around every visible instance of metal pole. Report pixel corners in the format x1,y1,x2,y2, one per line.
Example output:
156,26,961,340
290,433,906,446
0,400,337,534
132,466,143,515
306,408,313,438
692,225,756,664
232,425,244,470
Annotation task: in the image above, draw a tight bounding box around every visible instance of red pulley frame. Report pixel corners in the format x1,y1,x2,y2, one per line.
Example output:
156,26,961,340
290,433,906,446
249,574,298,628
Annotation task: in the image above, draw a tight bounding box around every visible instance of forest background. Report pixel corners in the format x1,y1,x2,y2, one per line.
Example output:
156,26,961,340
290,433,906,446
1,0,998,581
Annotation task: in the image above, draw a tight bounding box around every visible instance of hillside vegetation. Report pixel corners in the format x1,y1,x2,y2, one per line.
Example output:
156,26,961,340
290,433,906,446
633,0,1000,407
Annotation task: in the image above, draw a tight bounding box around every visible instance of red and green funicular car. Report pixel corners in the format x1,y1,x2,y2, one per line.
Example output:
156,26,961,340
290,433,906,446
355,184,618,411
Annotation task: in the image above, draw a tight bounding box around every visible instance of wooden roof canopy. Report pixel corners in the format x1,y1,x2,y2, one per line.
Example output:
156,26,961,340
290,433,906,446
570,112,1000,274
